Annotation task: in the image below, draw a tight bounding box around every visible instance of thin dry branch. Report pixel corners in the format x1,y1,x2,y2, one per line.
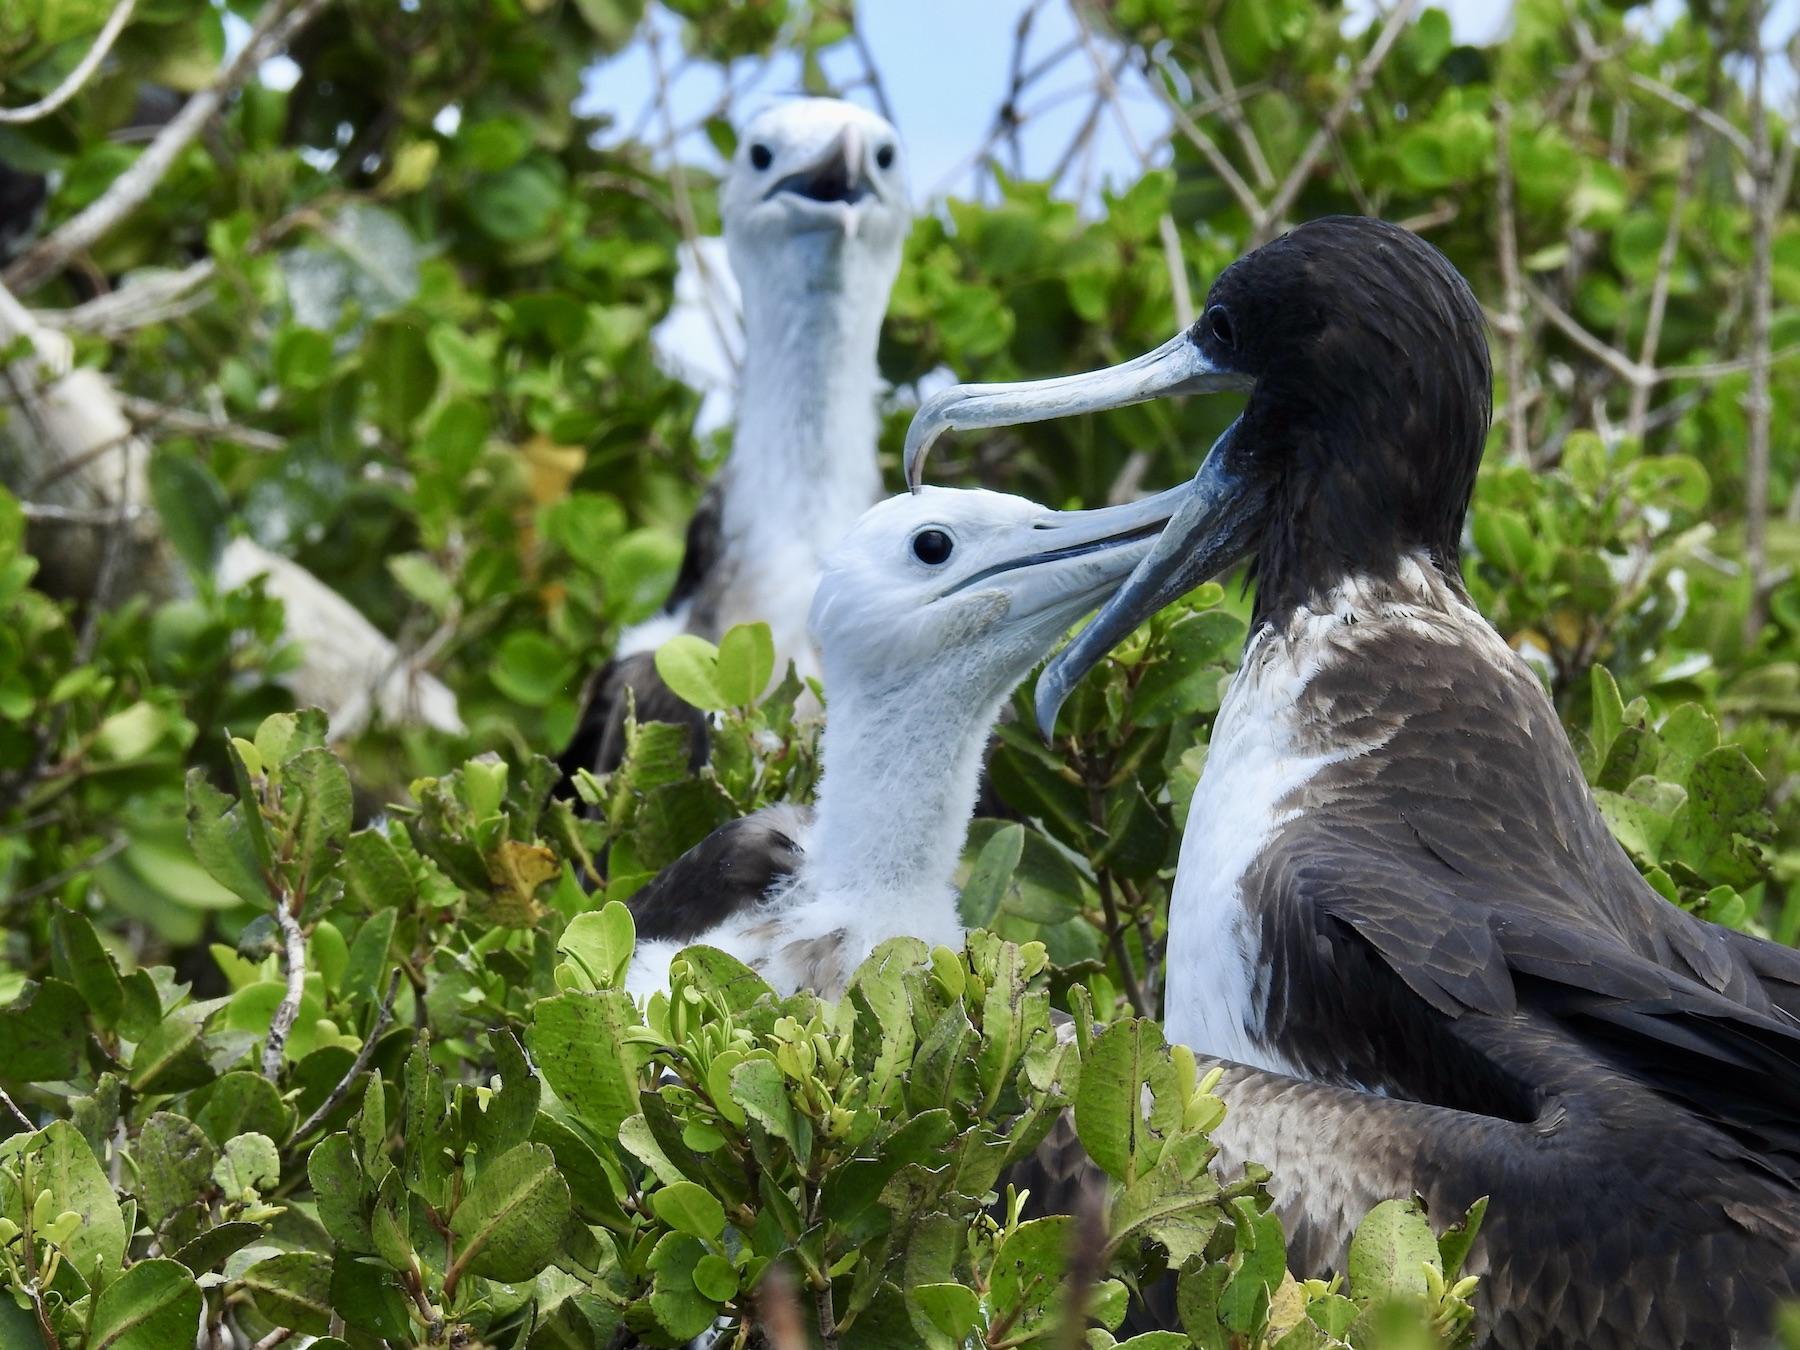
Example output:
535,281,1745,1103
1492,102,1531,465
1628,71,1753,160
116,395,286,452
0,0,138,125
645,22,741,377
1146,57,1262,221
1201,24,1275,189
1627,126,1701,442
5,0,333,294
38,259,218,337
262,901,308,1081
1743,0,1775,642
1256,0,1420,242
290,969,402,1143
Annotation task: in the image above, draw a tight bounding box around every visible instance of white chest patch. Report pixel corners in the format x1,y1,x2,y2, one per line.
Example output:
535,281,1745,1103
1164,607,1401,1074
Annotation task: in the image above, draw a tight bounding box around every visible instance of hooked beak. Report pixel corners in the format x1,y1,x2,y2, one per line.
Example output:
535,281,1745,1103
899,330,1264,739
937,480,1194,619
765,126,872,209
1035,419,1264,736
904,329,1252,490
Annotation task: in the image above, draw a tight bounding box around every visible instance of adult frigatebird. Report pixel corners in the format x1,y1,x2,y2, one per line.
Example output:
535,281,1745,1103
623,484,1179,998
906,216,1800,1348
561,98,910,783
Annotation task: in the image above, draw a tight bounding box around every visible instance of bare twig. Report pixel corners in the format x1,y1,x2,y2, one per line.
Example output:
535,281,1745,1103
290,969,402,1144
18,501,149,526
38,259,218,337
262,901,308,1081
847,22,895,126
5,0,334,294
1492,103,1530,464
250,1330,294,1350
1146,56,1262,221
0,1087,32,1131
1524,278,1648,385
645,22,741,377
0,0,138,125
1628,72,1754,159
1628,126,1701,442
1256,0,1420,242
1742,0,1775,642
1199,23,1274,187
1159,213,1195,327
6,836,127,906
116,395,286,452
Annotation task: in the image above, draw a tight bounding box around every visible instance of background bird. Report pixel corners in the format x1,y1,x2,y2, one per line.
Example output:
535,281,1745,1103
907,216,1800,1349
560,97,911,787
623,482,1179,998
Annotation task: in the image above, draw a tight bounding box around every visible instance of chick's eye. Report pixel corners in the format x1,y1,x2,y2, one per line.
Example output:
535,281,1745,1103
1206,304,1235,348
875,144,895,170
749,143,773,170
912,529,953,565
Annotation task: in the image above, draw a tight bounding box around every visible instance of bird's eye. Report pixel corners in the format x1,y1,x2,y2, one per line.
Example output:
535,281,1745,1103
911,528,954,565
875,144,895,170
1206,304,1235,348
749,143,773,170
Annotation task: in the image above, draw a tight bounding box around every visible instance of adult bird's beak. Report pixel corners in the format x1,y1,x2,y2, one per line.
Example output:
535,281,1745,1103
938,480,1195,614
901,329,1263,738
904,330,1251,489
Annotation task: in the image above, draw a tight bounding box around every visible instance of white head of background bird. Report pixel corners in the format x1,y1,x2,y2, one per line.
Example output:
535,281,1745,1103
721,98,910,316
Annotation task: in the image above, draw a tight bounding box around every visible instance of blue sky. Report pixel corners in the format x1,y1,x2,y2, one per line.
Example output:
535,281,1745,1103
579,0,1520,207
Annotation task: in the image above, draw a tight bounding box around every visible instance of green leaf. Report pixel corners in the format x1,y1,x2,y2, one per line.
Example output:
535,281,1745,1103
1347,1196,1440,1302
653,634,731,712
239,1251,333,1336
714,621,775,706
729,1055,808,1162
1436,1196,1488,1281
958,822,1023,927
274,326,333,391
129,1007,214,1098
212,1132,280,1198
170,1221,262,1275
650,1179,726,1241
284,746,353,900
149,456,229,577
0,977,89,1081
1075,1018,1179,1184
450,1141,571,1282
331,1252,414,1339
1219,1197,1287,1332
526,991,650,1142
0,1121,127,1284
185,771,270,906
309,1133,373,1251
556,901,635,990
427,322,497,392
191,1072,289,1148
910,1282,982,1340
136,1112,216,1231
692,1252,738,1302
88,1258,202,1350
646,1232,719,1340
492,630,576,707
986,1216,1070,1342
